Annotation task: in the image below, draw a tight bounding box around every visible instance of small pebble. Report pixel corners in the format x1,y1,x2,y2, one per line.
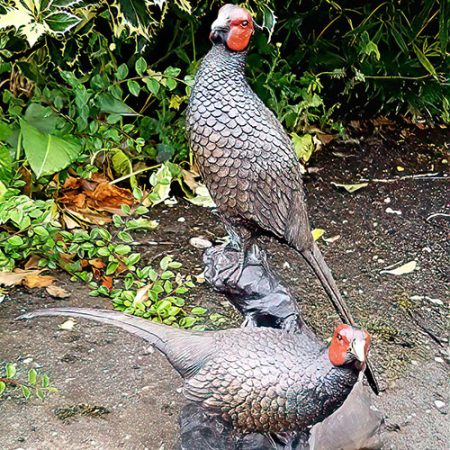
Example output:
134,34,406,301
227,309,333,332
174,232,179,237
386,207,402,215
22,357,33,364
434,357,444,363
177,217,185,222
283,262,291,269
422,246,432,253
189,237,212,249
434,400,446,411
384,197,391,204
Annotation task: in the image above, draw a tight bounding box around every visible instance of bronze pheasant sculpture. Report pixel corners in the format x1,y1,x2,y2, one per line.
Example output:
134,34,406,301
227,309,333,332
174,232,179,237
186,4,355,326
19,308,370,434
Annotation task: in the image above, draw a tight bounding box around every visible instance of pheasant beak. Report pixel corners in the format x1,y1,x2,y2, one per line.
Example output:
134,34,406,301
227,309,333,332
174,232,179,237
210,18,229,43
350,338,366,363
211,16,229,32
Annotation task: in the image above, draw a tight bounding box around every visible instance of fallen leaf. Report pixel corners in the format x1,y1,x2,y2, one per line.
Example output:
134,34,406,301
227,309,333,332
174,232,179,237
23,275,55,288
316,133,335,145
312,229,325,241
370,117,394,126
381,260,417,275
102,276,113,290
386,207,402,215
62,177,82,190
0,269,43,286
89,258,106,269
24,255,42,270
46,285,71,298
59,319,76,330
396,166,405,172
62,213,81,229
134,284,151,304
57,174,135,225
186,184,216,208
331,182,368,193
323,234,340,243
292,133,315,163
181,169,200,192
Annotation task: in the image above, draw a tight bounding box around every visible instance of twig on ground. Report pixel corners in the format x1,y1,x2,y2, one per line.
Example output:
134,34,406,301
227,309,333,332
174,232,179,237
359,173,447,183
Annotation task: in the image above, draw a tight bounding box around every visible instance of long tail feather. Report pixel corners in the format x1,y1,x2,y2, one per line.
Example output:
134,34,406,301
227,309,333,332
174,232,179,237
18,308,171,348
301,242,355,325
17,308,217,378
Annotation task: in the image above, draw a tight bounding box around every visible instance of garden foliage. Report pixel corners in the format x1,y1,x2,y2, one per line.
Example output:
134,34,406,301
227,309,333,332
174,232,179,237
0,1,447,321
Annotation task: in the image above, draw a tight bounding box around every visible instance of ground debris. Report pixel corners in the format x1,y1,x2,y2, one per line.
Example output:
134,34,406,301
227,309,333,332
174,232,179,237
54,403,110,422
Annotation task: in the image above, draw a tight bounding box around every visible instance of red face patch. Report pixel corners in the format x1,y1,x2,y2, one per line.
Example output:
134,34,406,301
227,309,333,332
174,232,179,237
328,324,370,367
227,11,254,52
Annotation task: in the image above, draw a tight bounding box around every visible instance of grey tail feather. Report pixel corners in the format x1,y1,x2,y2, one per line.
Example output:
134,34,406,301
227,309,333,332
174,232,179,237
300,241,355,325
299,243,380,395
17,308,174,352
17,308,216,379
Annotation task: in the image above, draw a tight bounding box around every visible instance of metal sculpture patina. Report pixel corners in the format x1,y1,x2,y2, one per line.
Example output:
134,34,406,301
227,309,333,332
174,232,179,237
18,308,370,435
186,4,355,328
186,3,378,393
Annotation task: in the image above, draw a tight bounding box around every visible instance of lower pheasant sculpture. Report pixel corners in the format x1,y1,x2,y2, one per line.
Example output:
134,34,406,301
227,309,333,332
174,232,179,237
187,4,354,325
19,308,370,434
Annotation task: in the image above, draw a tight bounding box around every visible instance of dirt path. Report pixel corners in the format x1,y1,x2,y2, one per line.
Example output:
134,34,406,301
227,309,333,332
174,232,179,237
1,124,448,449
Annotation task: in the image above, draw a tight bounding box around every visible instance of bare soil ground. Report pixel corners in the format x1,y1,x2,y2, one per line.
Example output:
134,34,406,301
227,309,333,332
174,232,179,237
1,123,448,450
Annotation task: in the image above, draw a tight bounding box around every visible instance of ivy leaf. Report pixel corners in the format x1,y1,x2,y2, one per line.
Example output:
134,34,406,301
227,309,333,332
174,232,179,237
6,363,16,378
331,182,368,193
135,57,147,76
20,119,82,178
28,369,37,385
21,385,31,399
116,63,129,80
261,5,277,42
127,80,141,97
44,12,81,33
145,77,160,95
191,307,207,316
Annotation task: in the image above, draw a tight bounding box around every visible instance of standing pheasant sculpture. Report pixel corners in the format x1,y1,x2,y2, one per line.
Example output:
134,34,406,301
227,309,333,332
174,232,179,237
19,308,370,434
186,4,354,327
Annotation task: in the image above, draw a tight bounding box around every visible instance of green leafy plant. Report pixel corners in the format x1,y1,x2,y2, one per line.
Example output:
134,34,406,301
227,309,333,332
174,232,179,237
0,362,57,400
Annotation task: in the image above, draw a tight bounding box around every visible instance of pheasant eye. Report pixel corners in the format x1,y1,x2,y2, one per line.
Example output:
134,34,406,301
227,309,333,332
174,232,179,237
241,20,248,27
337,334,342,341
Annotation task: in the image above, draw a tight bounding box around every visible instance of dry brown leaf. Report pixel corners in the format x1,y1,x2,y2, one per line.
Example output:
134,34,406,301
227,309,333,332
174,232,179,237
24,255,42,270
86,182,134,208
316,134,335,145
64,208,112,225
89,258,106,269
23,275,55,288
59,318,76,330
62,213,81,229
62,176,82,190
349,120,362,130
46,284,71,298
102,276,113,290
134,284,151,304
182,169,200,191
57,174,135,226
0,269,44,286
370,117,394,127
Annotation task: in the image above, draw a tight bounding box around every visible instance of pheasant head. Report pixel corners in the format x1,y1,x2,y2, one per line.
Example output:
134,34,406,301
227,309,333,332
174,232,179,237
210,4,254,52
